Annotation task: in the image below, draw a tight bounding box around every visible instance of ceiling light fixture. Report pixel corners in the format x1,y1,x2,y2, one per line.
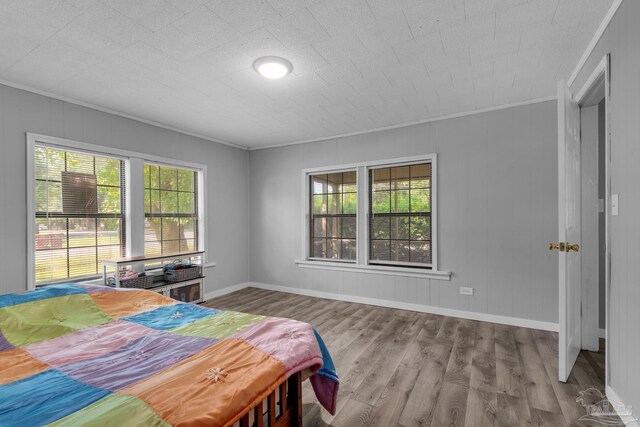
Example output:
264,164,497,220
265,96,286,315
253,56,293,79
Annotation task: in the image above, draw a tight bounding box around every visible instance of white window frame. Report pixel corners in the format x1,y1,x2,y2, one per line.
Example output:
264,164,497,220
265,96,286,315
26,133,207,290
298,154,451,280
306,167,359,264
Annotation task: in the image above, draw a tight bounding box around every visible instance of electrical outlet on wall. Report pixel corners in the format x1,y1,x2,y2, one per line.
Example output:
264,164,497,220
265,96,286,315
459,287,474,296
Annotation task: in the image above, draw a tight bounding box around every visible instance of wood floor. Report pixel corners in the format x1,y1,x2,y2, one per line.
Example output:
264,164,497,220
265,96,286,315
205,288,617,427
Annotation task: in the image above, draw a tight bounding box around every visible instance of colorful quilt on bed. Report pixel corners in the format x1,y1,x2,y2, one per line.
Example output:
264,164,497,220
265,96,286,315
0,284,338,426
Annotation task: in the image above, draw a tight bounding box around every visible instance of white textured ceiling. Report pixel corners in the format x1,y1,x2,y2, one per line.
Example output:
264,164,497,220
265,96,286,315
0,0,613,149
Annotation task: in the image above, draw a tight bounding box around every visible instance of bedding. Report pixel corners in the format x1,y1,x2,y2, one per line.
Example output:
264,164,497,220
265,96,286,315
0,284,338,426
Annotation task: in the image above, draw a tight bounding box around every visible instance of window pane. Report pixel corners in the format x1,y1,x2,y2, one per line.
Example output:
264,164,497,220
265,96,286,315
391,190,410,213
144,164,151,188
144,163,199,256
313,176,327,194
98,245,123,264
313,218,326,239
160,191,178,214
180,218,196,240
47,182,63,213
410,242,431,263
148,164,159,189
341,239,356,260
411,163,431,179
313,194,327,214
144,189,151,213
327,193,341,214
309,170,357,261
35,249,68,283
68,219,96,248
149,190,161,213
162,240,181,254
326,239,340,259
95,157,120,186
98,186,121,213
35,219,67,250
410,188,430,212
98,219,121,246
391,241,410,262
35,147,48,180
326,173,342,193
178,169,194,192
181,238,196,252
372,191,390,213
342,171,356,192
342,192,357,214
326,217,341,238
410,216,431,241
371,217,390,239
160,167,177,191
371,240,390,261
145,218,161,241
35,181,49,212
390,216,410,240
162,218,180,241
342,217,356,239
34,145,125,284
178,192,195,214
66,152,94,174
313,238,326,258
369,161,432,266
46,148,66,181
69,247,98,278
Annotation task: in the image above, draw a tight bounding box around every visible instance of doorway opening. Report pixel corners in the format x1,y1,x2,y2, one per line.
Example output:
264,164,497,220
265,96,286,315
558,53,610,386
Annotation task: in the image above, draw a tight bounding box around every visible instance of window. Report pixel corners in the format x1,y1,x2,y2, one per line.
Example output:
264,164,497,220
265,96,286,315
309,171,357,261
369,163,432,266
302,155,441,275
34,145,125,284
28,134,207,289
144,164,198,255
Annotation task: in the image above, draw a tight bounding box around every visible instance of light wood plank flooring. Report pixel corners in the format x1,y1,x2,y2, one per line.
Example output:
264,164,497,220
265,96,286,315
205,288,617,427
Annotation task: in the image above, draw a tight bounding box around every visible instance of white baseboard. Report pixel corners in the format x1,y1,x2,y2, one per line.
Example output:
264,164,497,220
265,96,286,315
203,282,251,301
247,282,559,332
605,385,640,426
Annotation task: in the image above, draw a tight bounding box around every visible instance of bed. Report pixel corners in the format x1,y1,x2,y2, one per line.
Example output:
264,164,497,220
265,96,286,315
0,284,339,426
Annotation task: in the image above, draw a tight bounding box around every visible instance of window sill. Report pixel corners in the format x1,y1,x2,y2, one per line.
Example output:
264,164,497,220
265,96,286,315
294,259,451,280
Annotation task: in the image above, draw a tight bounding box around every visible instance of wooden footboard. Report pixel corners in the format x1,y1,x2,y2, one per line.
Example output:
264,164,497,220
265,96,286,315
233,372,302,427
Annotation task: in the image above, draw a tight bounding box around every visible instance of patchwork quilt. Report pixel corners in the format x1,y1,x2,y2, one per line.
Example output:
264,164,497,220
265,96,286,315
0,284,339,426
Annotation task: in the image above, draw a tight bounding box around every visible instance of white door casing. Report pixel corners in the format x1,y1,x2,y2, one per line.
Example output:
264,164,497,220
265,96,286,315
558,80,582,383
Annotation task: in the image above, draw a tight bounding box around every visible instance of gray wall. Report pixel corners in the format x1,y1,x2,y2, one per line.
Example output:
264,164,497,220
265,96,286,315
0,84,249,295
249,100,559,324
570,0,640,413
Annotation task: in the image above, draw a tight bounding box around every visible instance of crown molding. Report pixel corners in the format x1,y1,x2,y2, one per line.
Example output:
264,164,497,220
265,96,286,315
567,0,623,87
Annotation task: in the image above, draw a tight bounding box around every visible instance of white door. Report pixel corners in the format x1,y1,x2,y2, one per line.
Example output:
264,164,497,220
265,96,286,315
556,81,582,382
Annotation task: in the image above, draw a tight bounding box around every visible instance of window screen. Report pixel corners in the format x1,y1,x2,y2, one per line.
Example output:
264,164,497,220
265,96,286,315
369,163,432,266
309,171,357,261
144,164,198,256
34,145,125,284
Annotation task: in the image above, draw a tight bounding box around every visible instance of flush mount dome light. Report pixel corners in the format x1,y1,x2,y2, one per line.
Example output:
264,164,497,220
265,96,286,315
253,56,293,79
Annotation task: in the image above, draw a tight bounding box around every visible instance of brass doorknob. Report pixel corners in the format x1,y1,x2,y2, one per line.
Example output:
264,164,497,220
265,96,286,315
549,242,566,251
566,243,580,252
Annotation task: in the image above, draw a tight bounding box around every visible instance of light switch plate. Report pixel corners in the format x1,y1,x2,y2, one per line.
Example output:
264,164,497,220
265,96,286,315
460,287,474,296
612,194,619,216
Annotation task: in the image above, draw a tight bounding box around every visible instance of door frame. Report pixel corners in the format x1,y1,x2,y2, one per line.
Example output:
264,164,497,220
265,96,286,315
572,54,611,386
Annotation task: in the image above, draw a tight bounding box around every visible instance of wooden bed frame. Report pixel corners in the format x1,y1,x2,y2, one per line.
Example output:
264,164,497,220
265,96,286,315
233,372,302,427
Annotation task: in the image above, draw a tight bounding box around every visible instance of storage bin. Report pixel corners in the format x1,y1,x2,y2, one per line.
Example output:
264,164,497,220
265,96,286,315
164,265,202,282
